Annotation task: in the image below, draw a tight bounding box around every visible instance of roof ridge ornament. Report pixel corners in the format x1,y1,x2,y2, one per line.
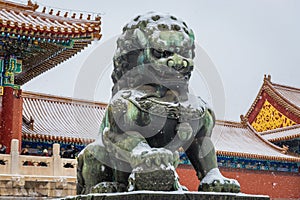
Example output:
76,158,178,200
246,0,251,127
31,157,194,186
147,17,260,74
27,0,38,11
95,15,101,21
264,74,271,83
281,145,289,154
0,0,38,11
240,114,248,126
36,4,102,21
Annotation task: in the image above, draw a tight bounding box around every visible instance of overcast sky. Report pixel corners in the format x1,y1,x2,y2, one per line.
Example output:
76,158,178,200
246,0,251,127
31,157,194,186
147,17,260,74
19,0,300,121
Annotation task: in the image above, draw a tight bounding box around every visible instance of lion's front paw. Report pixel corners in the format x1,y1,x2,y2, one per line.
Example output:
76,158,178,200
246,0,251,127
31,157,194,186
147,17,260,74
199,168,240,193
130,142,178,169
128,143,180,191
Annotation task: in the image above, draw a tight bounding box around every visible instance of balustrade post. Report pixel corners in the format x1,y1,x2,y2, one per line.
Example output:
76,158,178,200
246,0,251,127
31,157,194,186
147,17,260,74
53,143,62,176
10,139,20,174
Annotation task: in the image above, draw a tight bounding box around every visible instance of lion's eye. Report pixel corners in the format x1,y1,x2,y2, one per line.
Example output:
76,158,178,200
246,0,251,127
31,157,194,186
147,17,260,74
163,50,174,58
151,48,174,59
151,48,163,59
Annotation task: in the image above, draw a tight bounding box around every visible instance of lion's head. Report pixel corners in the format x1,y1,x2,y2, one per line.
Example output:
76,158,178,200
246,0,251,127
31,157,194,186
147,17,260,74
112,12,195,96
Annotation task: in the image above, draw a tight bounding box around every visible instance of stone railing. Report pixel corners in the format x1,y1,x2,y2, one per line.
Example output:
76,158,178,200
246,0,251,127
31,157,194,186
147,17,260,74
0,139,77,197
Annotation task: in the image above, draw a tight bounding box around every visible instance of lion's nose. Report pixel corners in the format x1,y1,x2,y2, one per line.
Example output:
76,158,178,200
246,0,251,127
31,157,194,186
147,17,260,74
167,59,175,67
182,59,188,67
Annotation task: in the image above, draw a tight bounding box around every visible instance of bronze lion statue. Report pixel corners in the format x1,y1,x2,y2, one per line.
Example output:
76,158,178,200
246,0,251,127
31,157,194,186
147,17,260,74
77,12,240,194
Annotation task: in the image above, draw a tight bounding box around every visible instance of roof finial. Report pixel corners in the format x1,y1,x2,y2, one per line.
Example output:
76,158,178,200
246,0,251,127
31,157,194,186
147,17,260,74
42,7,46,13
87,14,91,20
80,13,83,19
28,0,39,11
240,115,248,126
95,16,101,21
281,145,289,154
264,74,271,82
72,13,76,19
64,12,68,17
27,0,33,6
56,11,61,16
49,9,53,15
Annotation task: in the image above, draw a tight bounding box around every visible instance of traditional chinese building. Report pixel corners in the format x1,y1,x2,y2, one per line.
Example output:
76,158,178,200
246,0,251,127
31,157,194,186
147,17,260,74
0,0,299,199
0,0,101,153
16,83,300,199
245,75,300,155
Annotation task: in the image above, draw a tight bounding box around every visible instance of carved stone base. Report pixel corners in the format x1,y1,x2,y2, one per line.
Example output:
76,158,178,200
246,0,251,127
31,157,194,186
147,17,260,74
63,191,270,200
0,175,76,198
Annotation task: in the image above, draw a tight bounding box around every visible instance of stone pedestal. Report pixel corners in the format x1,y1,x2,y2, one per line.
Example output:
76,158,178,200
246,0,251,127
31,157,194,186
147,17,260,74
63,191,270,200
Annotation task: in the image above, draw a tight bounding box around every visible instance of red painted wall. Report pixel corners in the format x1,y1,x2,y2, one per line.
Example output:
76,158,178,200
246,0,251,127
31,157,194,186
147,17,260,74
176,165,300,200
0,87,23,153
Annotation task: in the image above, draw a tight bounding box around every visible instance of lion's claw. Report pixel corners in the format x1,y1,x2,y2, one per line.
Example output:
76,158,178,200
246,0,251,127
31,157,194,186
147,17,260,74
130,142,178,169
199,168,240,193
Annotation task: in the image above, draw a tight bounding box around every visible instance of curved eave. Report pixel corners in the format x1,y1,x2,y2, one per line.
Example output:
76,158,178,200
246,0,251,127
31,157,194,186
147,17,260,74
246,122,290,152
14,39,99,85
216,150,300,162
246,122,300,162
215,120,245,128
0,0,38,11
22,132,95,145
268,134,300,143
0,4,102,40
22,91,108,107
0,18,102,40
213,120,299,163
260,124,300,142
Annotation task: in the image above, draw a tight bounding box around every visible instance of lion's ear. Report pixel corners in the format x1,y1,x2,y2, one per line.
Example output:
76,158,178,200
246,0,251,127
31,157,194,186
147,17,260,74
134,29,147,48
188,29,195,45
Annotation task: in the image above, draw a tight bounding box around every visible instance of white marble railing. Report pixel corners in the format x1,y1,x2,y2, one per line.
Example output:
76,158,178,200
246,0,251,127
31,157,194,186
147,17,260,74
0,139,77,177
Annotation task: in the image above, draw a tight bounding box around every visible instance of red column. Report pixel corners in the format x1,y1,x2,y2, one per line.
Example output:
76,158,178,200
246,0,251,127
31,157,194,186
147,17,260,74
0,86,23,154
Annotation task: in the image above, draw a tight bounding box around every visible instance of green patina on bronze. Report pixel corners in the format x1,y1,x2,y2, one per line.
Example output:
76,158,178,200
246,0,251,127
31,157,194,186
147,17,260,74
77,12,240,195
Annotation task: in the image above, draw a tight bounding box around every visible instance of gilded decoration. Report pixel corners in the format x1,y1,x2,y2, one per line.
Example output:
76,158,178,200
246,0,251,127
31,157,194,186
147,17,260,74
251,100,296,132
